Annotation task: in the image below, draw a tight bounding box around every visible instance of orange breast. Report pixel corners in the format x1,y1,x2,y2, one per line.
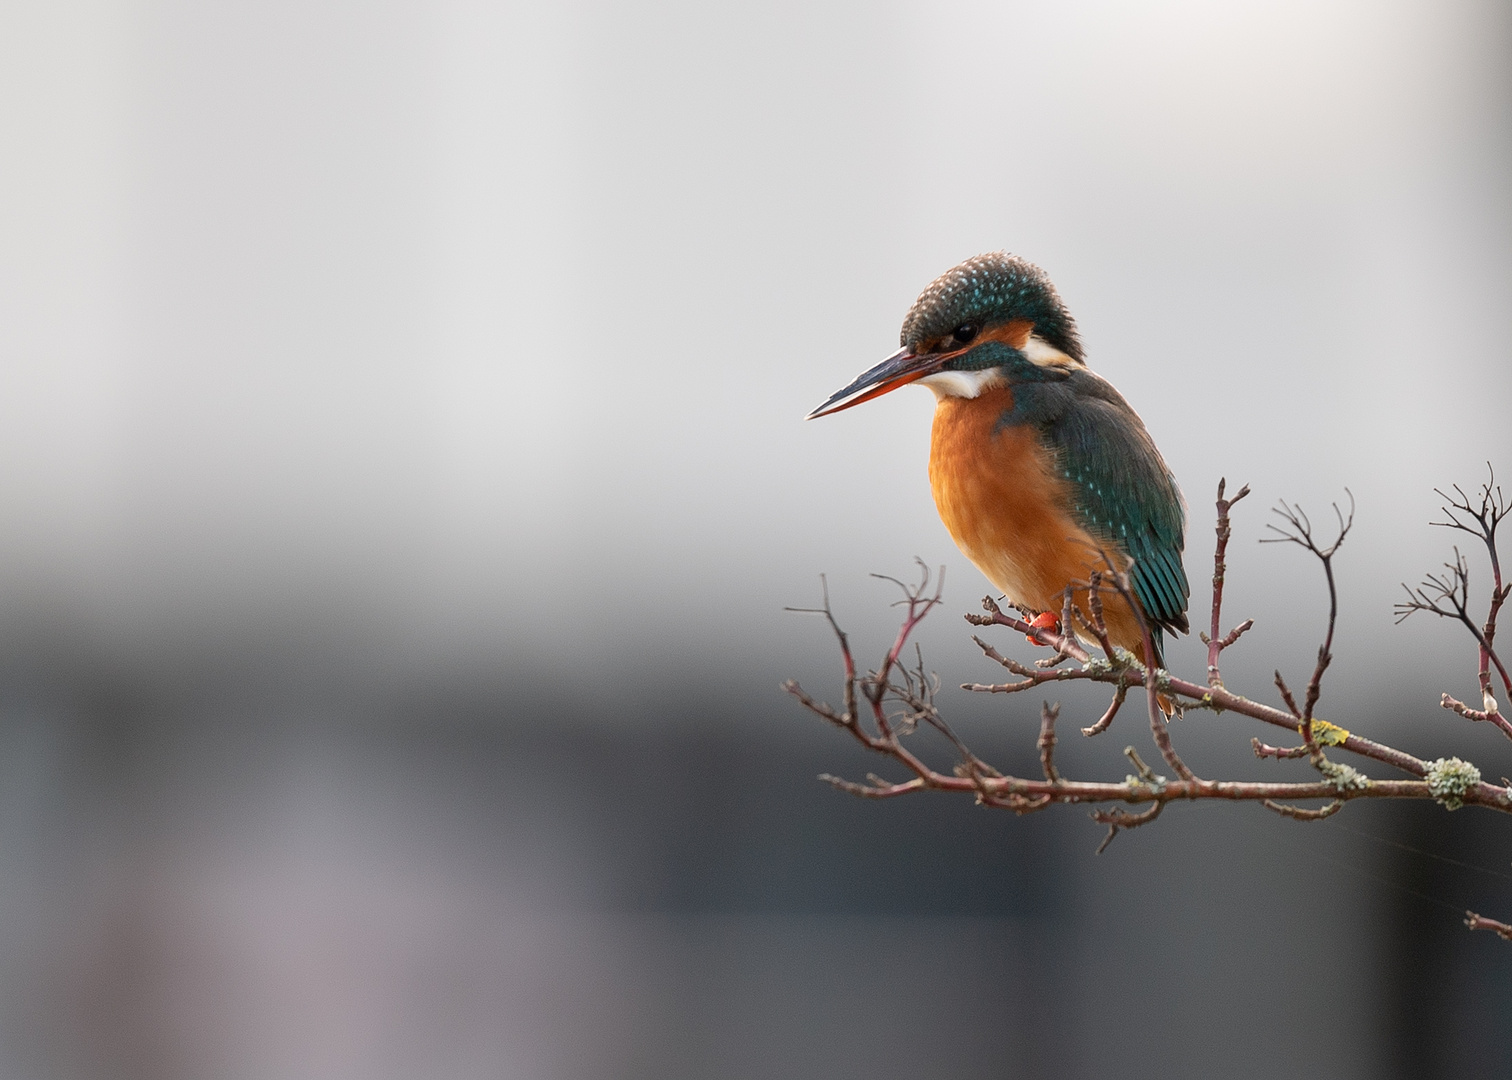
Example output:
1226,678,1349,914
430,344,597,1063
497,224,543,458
929,388,1149,658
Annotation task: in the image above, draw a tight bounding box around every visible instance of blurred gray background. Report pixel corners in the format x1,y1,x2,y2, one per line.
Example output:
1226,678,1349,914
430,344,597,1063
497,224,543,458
1,0,1510,1076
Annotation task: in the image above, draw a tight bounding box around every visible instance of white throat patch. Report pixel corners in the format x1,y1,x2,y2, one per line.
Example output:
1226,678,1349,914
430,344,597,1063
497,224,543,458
918,368,1005,400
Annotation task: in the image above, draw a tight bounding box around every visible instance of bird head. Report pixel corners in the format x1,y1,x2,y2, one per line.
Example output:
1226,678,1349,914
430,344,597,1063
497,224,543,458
807,252,1084,419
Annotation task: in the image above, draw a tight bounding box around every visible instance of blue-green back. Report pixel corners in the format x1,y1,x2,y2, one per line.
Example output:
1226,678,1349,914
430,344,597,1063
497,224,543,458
998,368,1189,651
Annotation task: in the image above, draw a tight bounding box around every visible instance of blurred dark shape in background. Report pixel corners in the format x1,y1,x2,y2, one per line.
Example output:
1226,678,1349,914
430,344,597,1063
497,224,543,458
0,0,1510,1076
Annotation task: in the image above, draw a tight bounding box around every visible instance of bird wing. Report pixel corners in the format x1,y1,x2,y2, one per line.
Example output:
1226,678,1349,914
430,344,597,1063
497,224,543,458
1016,371,1190,639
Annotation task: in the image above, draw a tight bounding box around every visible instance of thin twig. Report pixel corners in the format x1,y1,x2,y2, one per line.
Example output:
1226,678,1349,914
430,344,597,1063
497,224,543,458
1466,911,1512,942
1038,702,1061,782
1204,479,1251,687
1274,671,1302,719
1252,738,1310,760
1263,798,1342,821
1083,682,1127,737
1093,802,1163,854
1084,571,1119,662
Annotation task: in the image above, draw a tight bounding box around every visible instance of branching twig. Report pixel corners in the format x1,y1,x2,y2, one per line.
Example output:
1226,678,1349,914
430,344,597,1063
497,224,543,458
1396,468,1512,743
1263,492,1354,744
1431,470,1509,687
1093,801,1163,854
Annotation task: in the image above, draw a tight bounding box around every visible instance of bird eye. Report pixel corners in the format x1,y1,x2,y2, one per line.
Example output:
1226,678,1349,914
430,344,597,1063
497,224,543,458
952,324,978,344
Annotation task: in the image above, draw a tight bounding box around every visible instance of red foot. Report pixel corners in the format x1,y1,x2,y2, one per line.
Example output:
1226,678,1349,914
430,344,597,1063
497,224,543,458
1026,611,1060,645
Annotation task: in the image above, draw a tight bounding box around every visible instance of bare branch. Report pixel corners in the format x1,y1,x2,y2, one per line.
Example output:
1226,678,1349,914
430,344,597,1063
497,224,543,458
790,468,1512,942
960,601,1432,779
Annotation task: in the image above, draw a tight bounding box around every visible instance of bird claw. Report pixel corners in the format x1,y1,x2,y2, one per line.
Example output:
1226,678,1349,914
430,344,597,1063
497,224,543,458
1026,611,1061,646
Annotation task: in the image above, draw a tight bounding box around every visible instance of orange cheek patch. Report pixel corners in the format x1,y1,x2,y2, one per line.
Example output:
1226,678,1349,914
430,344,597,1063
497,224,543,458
920,319,1031,354
978,319,1033,350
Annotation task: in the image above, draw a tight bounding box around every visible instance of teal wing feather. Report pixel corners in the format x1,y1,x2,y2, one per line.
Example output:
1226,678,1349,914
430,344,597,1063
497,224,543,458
1020,371,1189,650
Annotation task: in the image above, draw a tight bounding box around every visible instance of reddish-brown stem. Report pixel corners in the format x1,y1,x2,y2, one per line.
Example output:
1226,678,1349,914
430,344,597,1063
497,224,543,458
1093,801,1163,853
1205,479,1251,687
1466,911,1512,942
1485,604,1509,698
1441,693,1512,741
1263,799,1342,820
1484,524,1507,701
1038,702,1061,782
1274,671,1302,719
1253,738,1310,760
873,567,945,692
1085,572,1118,661
1083,682,1127,737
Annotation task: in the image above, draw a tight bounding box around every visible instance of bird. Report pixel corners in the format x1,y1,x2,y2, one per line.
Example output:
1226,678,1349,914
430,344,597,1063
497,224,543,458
808,252,1188,685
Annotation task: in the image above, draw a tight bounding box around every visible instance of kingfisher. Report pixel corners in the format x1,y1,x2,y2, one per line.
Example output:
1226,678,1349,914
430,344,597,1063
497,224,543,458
808,252,1189,679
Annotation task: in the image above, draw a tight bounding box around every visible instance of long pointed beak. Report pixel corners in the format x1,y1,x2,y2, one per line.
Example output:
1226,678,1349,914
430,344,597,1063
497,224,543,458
806,347,947,419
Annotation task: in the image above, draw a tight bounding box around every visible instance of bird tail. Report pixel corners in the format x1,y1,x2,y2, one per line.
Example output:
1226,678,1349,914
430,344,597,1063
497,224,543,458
1135,627,1176,716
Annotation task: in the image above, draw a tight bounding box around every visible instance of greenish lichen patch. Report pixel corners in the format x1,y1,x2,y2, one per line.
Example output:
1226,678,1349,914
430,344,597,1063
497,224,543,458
1317,758,1370,793
1425,757,1481,811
